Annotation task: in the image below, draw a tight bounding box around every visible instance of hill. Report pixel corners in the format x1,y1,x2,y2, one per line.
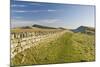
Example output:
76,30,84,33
32,24,57,29
13,24,66,30
72,26,95,35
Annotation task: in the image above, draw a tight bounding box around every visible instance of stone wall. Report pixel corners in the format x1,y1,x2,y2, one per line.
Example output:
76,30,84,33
11,29,66,58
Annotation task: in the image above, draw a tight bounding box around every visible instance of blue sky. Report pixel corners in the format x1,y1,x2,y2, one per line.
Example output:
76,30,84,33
11,0,95,29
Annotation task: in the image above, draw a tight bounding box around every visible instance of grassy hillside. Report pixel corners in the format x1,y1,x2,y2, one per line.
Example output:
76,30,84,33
11,32,95,66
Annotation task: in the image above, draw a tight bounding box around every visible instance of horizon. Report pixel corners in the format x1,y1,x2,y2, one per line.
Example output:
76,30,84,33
11,0,95,29
11,24,95,30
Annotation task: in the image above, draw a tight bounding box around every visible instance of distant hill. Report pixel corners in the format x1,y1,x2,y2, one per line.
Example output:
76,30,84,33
72,26,95,35
12,24,67,30
19,26,32,29
13,24,57,29
32,24,57,29
58,27,66,30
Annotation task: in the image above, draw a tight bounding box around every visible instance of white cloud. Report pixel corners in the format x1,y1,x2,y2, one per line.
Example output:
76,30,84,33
29,3,44,6
37,9,56,12
37,19,61,23
11,4,27,7
12,10,39,13
47,9,56,12
12,9,57,13
12,10,27,13
14,17,23,19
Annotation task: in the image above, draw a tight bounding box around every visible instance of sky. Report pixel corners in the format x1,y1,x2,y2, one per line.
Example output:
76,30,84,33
11,0,95,29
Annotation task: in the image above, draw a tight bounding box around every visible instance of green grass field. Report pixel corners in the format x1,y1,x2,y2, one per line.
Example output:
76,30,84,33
11,32,95,66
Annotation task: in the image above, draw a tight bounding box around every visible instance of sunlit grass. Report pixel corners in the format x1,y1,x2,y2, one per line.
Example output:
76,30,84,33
11,32,95,66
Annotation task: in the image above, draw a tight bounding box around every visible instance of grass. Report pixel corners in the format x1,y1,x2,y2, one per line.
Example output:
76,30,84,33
11,28,61,33
11,32,95,66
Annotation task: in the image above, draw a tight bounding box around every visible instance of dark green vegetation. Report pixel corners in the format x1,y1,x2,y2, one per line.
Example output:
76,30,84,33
11,31,95,66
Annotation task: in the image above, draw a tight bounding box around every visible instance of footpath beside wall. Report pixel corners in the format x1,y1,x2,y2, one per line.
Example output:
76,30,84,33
11,29,66,58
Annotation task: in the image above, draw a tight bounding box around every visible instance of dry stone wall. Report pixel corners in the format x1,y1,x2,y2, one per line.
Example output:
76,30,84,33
11,29,66,58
